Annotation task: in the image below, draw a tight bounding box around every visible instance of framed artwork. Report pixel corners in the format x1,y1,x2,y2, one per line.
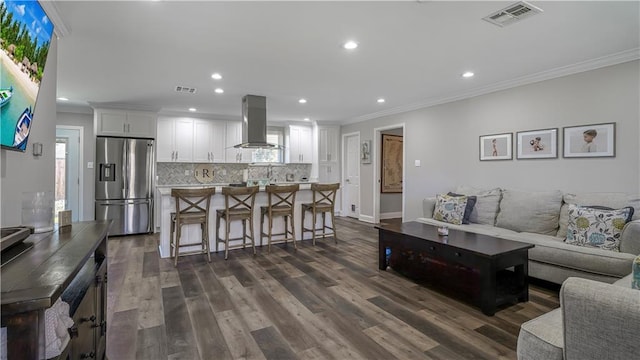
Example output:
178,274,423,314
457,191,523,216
381,134,403,193
361,140,371,164
563,123,615,158
516,128,558,159
479,133,512,161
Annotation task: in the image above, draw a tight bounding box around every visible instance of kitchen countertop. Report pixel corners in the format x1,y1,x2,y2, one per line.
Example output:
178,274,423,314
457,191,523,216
156,181,317,195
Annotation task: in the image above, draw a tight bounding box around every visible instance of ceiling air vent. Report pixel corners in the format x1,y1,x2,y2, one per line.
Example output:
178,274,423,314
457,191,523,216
175,86,197,94
483,1,543,27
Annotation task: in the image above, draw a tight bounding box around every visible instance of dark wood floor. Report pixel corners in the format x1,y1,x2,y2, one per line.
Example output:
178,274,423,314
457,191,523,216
106,217,559,360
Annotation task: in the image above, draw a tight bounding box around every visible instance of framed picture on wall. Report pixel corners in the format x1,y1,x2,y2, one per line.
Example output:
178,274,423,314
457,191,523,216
516,128,558,159
361,140,371,164
381,134,403,193
563,123,615,158
479,133,512,161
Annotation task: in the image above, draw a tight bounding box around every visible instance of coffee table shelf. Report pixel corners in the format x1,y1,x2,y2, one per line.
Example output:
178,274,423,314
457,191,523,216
376,221,534,316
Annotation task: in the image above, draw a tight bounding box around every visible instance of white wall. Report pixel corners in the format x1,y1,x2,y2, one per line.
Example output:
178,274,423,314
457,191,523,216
341,60,640,222
56,111,95,221
1,37,58,227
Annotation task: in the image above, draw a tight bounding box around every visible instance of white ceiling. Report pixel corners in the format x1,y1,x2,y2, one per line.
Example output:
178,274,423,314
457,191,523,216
52,1,639,123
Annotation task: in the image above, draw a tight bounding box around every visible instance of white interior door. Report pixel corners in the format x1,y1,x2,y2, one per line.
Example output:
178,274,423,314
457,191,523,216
343,134,360,218
55,127,81,222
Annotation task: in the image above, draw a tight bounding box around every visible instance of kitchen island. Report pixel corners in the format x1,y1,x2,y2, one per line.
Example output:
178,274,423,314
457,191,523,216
156,183,329,258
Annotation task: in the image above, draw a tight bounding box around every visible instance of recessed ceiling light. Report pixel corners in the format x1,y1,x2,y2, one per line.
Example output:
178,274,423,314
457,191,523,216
298,98,307,104
303,118,310,122
57,97,69,101
214,88,224,94
188,108,196,112
377,98,385,103
211,73,222,80
343,41,358,50
462,71,475,78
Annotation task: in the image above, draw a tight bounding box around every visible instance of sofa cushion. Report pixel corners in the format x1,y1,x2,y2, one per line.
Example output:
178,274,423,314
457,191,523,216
517,308,563,360
509,232,636,278
495,189,562,236
455,186,502,225
447,192,477,224
557,193,640,238
433,194,468,225
565,204,633,252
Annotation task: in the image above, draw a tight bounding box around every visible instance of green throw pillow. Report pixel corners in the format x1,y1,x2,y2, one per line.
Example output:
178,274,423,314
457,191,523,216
433,194,468,225
565,204,634,252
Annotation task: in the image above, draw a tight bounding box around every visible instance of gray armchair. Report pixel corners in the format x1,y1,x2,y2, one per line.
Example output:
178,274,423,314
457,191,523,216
517,276,640,360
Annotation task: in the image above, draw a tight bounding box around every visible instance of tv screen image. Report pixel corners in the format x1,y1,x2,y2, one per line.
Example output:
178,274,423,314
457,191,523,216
0,0,54,152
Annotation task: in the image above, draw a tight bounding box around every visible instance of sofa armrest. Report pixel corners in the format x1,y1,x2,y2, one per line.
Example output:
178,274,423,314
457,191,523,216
423,197,436,218
620,219,640,254
561,277,640,360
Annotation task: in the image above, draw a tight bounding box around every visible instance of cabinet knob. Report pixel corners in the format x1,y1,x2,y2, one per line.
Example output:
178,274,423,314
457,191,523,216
81,315,96,323
429,246,435,251
80,351,96,359
455,252,461,257
92,320,106,329
68,326,79,338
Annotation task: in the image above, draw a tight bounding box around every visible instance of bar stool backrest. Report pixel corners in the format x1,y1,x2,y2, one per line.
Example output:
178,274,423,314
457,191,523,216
221,186,260,215
171,187,216,223
310,183,340,207
265,184,300,211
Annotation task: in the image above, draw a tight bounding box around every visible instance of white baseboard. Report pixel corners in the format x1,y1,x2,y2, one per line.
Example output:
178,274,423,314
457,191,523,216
359,215,375,223
380,212,402,220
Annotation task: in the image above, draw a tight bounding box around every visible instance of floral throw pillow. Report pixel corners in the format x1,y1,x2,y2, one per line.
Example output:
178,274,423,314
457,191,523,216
565,204,634,252
633,255,640,290
433,194,468,225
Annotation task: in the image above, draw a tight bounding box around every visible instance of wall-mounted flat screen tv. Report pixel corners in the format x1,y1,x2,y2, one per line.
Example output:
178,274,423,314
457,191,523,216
0,0,54,152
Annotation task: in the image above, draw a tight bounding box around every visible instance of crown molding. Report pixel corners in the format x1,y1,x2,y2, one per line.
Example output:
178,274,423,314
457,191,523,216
88,102,161,113
57,103,93,115
342,48,640,125
157,110,240,121
40,1,71,38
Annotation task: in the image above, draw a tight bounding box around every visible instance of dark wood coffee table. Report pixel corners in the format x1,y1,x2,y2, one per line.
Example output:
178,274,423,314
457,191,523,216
376,221,534,316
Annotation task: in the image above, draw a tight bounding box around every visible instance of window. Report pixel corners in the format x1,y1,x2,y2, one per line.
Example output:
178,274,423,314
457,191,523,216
252,128,284,163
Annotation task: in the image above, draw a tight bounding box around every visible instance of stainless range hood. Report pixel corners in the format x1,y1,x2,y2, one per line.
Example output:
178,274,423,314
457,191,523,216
234,95,279,148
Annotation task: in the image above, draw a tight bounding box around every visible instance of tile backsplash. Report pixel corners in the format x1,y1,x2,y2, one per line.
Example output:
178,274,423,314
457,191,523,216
157,163,311,185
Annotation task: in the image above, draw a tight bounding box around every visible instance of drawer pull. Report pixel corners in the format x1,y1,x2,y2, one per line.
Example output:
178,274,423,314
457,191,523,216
455,252,461,257
81,315,96,323
80,351,95,359
68,326,78,338
429,246,435,251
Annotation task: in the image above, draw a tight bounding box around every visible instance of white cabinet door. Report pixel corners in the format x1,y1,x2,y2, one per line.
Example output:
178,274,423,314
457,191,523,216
225,121,242,162
174,119,194,162
318,126,339,163
193,120,213,162
96,110,127,136
126,111,156,138
156,118,174,162
289,125,313,163
210,121,227,162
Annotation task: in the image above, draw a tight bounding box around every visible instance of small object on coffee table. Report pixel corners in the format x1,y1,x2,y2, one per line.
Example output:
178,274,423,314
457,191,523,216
437,226,449,236
59,210,72,228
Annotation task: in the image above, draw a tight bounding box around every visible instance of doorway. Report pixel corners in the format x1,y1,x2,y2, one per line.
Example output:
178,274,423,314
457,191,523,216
55,127,82,222
373,123,405,224
341,132,360,218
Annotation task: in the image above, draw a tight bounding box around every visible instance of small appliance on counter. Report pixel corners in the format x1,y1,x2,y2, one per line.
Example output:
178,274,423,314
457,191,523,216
300,176,309,182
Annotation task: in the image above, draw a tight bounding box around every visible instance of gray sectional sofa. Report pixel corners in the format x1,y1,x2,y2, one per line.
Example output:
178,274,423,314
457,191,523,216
417,186,640,285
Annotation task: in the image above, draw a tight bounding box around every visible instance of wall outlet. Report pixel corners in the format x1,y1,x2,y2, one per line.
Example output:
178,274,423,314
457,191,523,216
184,170,190,176
414,160,421,167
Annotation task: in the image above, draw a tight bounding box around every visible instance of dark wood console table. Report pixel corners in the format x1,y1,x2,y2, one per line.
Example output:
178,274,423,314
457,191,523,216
376,222,533,316
1,221,111,359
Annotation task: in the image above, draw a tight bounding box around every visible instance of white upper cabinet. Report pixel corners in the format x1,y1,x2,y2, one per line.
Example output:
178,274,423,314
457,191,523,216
156,117,193,162
95,109,156,138
225,121,252,163
288,125,313,163
318,126,339,163
193,120,226,162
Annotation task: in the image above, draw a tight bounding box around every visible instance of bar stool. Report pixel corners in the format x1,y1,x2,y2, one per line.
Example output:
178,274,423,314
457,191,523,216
260,184,300,253
215,186,259,260
301,183,340,245
170,187,216,267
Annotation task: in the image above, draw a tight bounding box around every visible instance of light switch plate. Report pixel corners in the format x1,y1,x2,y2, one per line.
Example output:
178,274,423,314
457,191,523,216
87,161,94,169
59,210,72,228
414,160,421,167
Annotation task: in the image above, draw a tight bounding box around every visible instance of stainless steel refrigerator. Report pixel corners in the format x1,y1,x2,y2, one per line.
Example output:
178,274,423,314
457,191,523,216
95,137,154,236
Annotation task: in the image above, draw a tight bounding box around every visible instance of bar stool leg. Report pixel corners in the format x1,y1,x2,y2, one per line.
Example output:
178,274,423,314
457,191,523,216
331,209,338,244
203,223,211,262
260,212,265,247
242,219,247,249
267,213,273,253
174,224,181,267
224,218,230,260
215,215,221,253
249,215,257,256
301,206,306,242
322,212,326,238
289,213,297,250
312,208,317,246
284,216,288,246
